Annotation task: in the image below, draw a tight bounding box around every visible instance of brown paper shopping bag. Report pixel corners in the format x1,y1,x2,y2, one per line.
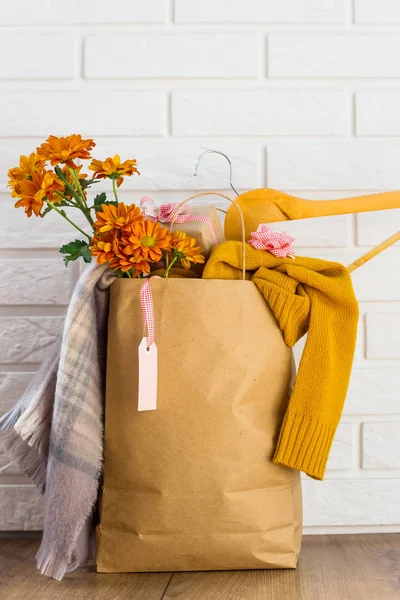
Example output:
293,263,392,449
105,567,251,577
96,277,302,573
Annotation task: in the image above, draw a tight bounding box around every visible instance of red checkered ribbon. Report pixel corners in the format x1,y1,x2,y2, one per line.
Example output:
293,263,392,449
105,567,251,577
140,196,218,245
140,278,158,349
249,224,295,258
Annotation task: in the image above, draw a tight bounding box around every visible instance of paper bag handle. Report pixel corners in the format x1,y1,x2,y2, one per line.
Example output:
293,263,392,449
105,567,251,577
169,192,246,280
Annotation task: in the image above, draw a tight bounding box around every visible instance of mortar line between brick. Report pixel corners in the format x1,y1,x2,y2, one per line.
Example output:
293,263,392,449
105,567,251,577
349,213,357,245
264,145,268,187
263,33,268,79
166,92,172,138
349,0,356,27
75,36,85,81
351,91,356,136
167,0,174,25
359,423,364,469
354,422,362,469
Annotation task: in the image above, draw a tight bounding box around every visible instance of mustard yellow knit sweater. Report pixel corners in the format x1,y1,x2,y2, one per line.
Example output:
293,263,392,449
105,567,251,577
203,242,359,480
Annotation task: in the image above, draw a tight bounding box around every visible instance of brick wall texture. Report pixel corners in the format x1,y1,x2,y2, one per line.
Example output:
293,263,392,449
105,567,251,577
0,0,399,534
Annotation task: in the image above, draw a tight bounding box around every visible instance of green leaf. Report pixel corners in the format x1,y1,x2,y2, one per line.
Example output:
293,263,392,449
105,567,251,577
54,165,65,180
93,192,107,206
93,192,118,211
42,205,53,217
80,177,100,191
59,239,92,266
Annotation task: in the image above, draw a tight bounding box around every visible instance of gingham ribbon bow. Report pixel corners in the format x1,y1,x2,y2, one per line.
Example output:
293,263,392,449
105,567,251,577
140,196,218,245
249,224,295,259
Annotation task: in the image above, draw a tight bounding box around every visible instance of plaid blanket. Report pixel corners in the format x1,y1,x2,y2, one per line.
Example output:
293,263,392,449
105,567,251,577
0,263,116,580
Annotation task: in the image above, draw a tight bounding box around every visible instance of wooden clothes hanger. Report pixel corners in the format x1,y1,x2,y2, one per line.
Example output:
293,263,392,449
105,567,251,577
191,150,400,275
347,231,400,273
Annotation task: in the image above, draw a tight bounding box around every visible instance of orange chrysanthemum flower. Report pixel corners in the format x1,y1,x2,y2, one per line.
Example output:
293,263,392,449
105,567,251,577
170,230,205,270
7,153,44,198
37,134,95,168
90,231,117,265
122,220,171,262
109,250,151,276
94,202,143,233
14,171,64,217
88,155,139,187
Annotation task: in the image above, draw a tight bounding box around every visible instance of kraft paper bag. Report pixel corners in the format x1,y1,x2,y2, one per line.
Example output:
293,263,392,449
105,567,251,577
97,278,302,573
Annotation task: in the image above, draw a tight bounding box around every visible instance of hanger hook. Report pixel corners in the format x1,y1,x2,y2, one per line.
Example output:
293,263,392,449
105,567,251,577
193,150,239,196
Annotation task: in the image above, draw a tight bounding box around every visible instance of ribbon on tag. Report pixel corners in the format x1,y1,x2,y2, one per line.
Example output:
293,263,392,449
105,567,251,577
140,196,218,245
140,276,157,349
138,278,158,411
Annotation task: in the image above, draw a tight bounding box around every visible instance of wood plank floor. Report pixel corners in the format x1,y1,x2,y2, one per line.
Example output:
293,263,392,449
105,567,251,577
0,534,399,600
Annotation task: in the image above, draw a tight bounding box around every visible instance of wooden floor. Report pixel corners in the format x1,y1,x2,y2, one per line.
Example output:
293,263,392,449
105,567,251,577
0,534,399,600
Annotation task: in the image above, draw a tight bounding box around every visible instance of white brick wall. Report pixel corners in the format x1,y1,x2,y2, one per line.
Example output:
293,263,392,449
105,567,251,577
1,1,168,25
174,0,347,24
171,91,348,136
356,92,400,137
0,91,166,137
268,143,400,190
0,34,76,79
84,34,259,79
0,318,64,364
269,34,400,78
362,423,400,469
366,313,400,359
354,1,400,25
0,0,400,534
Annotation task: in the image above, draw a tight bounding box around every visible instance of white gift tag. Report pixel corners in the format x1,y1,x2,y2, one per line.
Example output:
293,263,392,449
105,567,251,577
138,338,158,411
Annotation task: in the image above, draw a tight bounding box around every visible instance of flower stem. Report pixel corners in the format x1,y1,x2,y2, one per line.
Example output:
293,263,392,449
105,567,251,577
54,166,94,229
69,168,95,227
54,190,80,208
55,168,82,206
45,200,91,240
162,256,178,278
112,178,119,203
69,168,87,203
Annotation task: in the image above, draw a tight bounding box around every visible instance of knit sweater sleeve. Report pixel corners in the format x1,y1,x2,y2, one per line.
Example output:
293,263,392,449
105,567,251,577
269,270,359,480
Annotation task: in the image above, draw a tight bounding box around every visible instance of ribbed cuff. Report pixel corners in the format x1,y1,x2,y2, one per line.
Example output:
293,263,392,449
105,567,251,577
272,412,337,480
